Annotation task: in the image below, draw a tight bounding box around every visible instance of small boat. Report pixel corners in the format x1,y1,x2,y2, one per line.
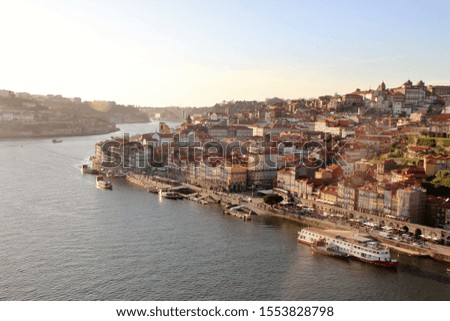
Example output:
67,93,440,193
52,139,63,143
96,175,113,190
80,164,99,175
159,190,184,199
148,187,159,194
311,239,349,259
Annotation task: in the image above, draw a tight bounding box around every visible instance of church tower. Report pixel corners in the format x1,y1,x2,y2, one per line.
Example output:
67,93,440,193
378,81,386,92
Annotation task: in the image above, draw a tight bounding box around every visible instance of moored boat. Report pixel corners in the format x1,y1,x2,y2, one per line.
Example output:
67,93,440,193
159,190,184,199
298,228,399,268
80,164,99,175
96,175,113,190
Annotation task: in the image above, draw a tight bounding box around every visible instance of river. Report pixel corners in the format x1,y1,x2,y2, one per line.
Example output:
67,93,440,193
0,122,449,300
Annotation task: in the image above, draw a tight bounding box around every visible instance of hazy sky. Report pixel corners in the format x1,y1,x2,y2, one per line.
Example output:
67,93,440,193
1,0,449,106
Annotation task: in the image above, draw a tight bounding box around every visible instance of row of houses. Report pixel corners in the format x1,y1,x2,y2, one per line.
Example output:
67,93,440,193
276,167,450,228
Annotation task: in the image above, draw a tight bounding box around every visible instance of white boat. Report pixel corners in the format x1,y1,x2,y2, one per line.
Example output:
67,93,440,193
96,176,112,190
298,228,399,268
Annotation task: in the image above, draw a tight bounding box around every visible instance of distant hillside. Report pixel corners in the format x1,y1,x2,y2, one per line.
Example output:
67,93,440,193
0,90,149,138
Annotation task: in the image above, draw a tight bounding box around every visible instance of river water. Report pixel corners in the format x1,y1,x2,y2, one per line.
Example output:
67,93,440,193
0,122,449,300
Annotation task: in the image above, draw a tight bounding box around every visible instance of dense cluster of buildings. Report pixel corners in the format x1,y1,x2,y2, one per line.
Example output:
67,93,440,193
313,80,450,116
92,80,450,232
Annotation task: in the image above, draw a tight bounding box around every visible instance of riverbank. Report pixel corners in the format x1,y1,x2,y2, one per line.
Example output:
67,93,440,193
122,174,450,264
248,202,450,263
126,174,173,190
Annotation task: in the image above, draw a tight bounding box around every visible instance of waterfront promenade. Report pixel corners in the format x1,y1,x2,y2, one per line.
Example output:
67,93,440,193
123,174,450,263
183,185,450,263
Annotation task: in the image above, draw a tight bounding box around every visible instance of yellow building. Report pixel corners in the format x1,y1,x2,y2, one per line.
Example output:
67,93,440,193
221,162,248,192
319,185,337,205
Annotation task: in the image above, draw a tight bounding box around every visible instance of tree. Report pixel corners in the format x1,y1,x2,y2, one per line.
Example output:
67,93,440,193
417,137,436,147
263,193,284,206
431,170,450,188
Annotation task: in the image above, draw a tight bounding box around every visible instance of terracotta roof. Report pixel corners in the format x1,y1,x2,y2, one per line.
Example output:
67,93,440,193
321,185,337,194
430,114,450,122
425,155,450,162
327,164,342,171
157,133,173,138
400,167,426,176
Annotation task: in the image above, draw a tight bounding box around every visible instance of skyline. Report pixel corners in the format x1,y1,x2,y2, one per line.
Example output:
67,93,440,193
1,0,450,107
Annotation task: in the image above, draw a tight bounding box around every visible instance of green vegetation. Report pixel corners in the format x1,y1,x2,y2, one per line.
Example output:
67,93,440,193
434,147,449,156
371,133,450,166
387,149,404,158
407,135,450,148
381,135,450,164
431,170,450,189
371,153,417,166
263,193,284,206
388,157,417,166
417,137,436,147
436,138,450,147
368,156,380,164
407,135,417,145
